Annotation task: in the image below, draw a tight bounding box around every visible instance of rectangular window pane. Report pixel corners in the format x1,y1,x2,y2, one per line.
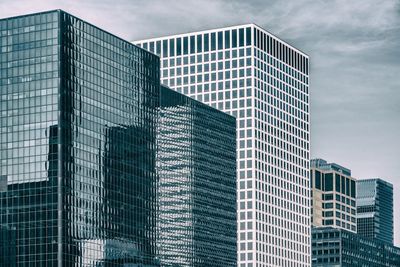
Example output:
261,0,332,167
315,171,321,190
211,32,216,50
169,39,175,57
246,27,251,46
163,39,168,57
225,30,230,49
204,33,209,52
239,28,244,47
197,34,202,53
325,173,333,191
149,42,154,53
183,37,188,54
336,174,340,193
341,176,345,194
156,41,161,55
177,37,181,56
218,31,223,50
232,29,237,48
190,35,195,54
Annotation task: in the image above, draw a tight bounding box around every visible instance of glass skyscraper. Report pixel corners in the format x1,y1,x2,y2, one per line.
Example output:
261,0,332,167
135,24,311,267
310,159,357,233
157,85,237,266
357,178,394,244
0,10,237,266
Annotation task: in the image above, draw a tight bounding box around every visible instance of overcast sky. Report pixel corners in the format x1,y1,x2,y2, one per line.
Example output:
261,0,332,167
1,0,399,245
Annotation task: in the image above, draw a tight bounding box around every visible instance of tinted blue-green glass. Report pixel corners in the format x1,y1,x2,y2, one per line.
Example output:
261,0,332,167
0,11,60,265
59,10,160,266
0,10,160,266
157,86,237,267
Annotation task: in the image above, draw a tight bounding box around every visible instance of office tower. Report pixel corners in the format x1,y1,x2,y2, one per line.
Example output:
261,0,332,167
0,10,237,266
0,9,160,266
357,178,394,244
311,227,400,267
310,159,357,233
157,85,237,266
135,24,311,267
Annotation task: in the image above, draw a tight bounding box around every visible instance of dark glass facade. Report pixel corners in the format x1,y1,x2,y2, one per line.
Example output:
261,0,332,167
0,10,237,266
312,227,400,267
357,178,394,244
0,10,160,265
157,86,237,266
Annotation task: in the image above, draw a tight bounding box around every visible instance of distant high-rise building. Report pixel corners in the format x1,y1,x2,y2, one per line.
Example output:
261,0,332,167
135,23,311,267
0,10,237,266
310,159,357,233
357,178,394,244
311,227,400,267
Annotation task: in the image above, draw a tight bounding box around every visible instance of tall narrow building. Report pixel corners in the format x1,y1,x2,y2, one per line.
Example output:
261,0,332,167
357,178,394,244
135,24,311,267
310,159,357,233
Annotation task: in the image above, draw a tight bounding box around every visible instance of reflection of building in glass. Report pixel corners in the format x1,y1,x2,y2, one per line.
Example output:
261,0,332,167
311,227,400,267
310,159,357,233
135,24,311,267
102,125,158,265
157,86,236,266
357,178,393,244
0,10,160,265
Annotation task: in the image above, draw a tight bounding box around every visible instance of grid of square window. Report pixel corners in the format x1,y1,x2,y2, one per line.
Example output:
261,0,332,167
135,24,311,267
252,27,310,267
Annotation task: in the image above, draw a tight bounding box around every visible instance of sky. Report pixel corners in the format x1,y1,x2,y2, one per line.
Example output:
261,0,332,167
0,0,399,245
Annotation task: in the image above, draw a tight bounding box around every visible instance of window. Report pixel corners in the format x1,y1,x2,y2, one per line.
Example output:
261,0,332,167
163,39,168,57
232,29,237,48
239,28,244,47
335,174,340,193
156,41,161,55
190,35,195,53
315,170,321,190
204,33,209,52
325,173,333,191
218,31,223,50
197,34,202,53
183,37,188,54
169,39,175,57
225,30,230,49
176,37,181,56
246,27,251,46
211,32,217,51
